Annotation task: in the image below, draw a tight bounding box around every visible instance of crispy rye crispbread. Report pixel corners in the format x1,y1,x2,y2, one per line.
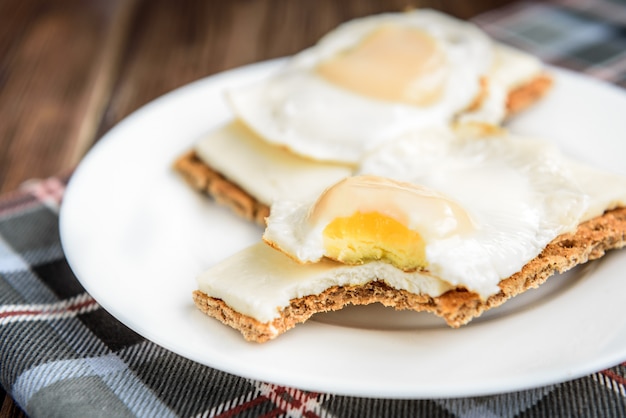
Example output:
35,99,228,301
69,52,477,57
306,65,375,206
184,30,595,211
193,207,626,343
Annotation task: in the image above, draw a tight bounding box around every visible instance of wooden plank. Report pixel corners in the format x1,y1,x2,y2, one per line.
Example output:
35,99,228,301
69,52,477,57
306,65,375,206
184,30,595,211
96,0,511,137
0,390,25,418
0,0,512,195
0,0,135,194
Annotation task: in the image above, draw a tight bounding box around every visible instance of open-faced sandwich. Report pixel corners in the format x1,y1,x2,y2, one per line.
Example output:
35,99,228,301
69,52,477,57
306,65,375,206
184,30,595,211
173,9,623,343
192,126,626,342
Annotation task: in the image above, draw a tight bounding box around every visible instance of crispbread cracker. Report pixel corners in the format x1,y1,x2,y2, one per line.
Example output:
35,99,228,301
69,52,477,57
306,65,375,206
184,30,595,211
193,207,626,342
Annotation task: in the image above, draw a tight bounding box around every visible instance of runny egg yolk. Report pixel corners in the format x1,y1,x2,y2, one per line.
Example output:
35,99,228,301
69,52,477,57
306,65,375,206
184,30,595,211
316,25,448,106
307,176,475,271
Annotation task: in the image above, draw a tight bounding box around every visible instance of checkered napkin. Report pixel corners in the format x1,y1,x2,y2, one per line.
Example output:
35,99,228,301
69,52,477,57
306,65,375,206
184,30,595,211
2,1,626,417
474,0,626,88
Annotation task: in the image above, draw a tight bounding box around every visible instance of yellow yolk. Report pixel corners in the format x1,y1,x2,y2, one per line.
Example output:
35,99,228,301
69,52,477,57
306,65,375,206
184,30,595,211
307,175,475,271
323,211,427,271
316,26,448,106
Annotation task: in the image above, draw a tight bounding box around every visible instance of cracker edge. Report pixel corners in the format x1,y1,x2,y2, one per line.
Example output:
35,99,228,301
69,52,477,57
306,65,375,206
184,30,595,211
173,151,270,226
193,207,626,343
506,73,553,115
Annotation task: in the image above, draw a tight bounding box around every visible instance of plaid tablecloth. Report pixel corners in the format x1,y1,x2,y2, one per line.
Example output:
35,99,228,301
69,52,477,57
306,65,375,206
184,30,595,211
2,0,626,416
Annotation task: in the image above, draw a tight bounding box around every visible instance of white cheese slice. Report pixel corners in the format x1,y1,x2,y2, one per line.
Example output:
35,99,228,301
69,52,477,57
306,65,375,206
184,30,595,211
194,121,353,205
197,242,453,323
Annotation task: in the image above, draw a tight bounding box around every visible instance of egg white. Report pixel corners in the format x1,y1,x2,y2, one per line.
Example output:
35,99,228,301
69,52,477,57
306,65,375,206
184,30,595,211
227,9,494,164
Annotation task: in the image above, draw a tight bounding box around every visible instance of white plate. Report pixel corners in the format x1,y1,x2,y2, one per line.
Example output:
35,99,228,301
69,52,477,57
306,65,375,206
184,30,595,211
60,61,626,399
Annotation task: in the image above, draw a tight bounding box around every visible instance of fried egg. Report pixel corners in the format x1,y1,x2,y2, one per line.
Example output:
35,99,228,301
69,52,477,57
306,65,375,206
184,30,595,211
227,10,496,164
263,127,590,298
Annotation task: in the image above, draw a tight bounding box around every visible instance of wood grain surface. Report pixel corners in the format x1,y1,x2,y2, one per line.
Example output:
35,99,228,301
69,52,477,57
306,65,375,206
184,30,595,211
0,0,512,415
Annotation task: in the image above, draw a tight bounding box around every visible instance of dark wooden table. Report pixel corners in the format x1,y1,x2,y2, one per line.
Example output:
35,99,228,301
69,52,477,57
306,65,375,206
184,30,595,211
0,1,512,415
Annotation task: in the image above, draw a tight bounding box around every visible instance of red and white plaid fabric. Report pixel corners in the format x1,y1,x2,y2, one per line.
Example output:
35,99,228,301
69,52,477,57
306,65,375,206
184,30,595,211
1,1,625,416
